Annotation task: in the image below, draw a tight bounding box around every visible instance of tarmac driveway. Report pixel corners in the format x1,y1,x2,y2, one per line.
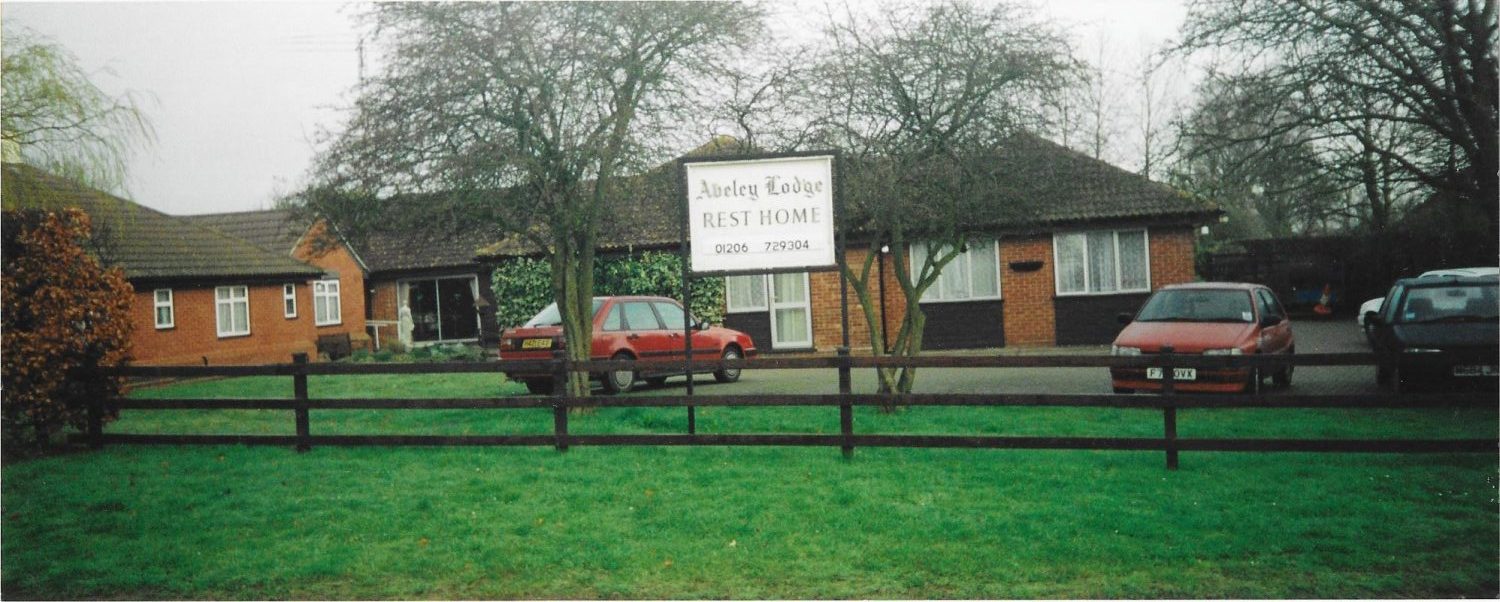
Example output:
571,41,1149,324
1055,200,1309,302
649,317,1380,397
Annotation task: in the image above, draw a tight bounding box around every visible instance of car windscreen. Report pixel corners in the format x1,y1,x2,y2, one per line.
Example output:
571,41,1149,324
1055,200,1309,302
524,299,606,327
1134,289,1255,323
1396,282,1498,323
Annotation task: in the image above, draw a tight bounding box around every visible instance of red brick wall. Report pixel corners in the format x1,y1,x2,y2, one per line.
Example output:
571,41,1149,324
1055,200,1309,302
129,283,317,365
809,249,875,350
294,220,370,348
801,227,1201,351
1149,227,1198,288
1000,235,1058,346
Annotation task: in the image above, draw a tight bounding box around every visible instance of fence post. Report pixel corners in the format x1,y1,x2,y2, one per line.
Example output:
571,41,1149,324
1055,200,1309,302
87,391,104,450
552,350,569,452
1160,345,1178,470
838,346,853,459
293,353,310,453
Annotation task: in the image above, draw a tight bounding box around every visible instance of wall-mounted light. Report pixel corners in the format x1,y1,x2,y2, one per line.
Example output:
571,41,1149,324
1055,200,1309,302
880,244,889,254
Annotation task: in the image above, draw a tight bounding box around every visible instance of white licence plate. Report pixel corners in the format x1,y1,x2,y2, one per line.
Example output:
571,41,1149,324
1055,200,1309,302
1453,365,1498,377
1147,367,1197,381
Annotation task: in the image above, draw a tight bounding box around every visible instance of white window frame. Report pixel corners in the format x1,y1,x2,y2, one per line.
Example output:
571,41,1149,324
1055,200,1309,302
909,240,1003,304
313,280,341,326
768,271,814,349
153,289,174,329
1052,229,1152,297
283,284,297,319
725,274,769,313
214,285,250,338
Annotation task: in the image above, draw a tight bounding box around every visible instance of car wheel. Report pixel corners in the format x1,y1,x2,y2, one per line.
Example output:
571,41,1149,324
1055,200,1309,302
1272,349,1294,389
523,379,553,396
714,346,743,383
1112,387,1134,394
602,352,635,395
645,377,668,388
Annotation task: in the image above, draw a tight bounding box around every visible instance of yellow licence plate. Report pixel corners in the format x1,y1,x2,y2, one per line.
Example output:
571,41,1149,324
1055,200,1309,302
521,338,552,350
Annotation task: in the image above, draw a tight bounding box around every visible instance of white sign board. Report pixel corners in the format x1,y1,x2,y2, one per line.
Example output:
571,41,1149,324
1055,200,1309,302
684,155,836,274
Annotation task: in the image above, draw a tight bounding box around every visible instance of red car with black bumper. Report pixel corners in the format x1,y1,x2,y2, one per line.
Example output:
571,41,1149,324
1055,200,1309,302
499,296,757,394
1110,283,1295,394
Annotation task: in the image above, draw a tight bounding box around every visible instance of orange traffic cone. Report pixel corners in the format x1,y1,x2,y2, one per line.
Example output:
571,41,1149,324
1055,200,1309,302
1312,284,1333,316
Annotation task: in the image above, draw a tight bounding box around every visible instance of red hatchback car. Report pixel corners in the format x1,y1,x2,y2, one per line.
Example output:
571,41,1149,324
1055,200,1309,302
498,296,758,395
1110,283,1294,393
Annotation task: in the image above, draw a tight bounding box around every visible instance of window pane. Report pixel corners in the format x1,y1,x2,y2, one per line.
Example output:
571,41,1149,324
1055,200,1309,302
653,301,687,330
156,307,171,325
623,302,661,330
1086,231,1117,293
285,299,296,315
774,307,809,345
602,304,623,331
772,272,806,304
233,303,249,332
1117,231,1148,291
1055,234,1086,294
726,275,765,310
938,246,968,300
156,289,171,303
969,241,999,298
217,288,229,301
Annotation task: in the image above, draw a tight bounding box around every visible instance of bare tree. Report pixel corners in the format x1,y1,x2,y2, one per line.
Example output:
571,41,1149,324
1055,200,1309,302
1175,0,1497,258
307,2,763,395
803,0,1075,394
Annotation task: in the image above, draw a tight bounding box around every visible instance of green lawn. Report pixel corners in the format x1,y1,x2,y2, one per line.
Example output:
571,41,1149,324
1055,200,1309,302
2,370,1496,599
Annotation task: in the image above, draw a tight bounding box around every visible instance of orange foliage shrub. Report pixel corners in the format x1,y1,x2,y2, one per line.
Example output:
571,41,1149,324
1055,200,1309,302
2,209,134,446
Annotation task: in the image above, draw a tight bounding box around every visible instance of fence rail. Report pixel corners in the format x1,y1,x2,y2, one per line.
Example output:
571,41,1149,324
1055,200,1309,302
77,350,1497,469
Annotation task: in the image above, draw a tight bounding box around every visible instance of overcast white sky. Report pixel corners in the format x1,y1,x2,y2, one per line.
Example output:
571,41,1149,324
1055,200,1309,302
4,0,1190,216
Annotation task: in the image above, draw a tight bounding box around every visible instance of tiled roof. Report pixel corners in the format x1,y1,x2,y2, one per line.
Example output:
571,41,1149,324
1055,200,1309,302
2,163,323,281
974,133,1217,227
476,133,1218,257
354,222,503,274
181,209,307,257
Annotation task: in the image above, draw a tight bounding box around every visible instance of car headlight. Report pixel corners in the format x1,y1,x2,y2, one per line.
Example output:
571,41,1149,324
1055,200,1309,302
1111,345,1141,356
1202,348,1243,355
1402,347,1443,353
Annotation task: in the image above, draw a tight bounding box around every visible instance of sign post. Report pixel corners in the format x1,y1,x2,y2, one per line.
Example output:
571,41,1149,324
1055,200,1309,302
677,151,843,437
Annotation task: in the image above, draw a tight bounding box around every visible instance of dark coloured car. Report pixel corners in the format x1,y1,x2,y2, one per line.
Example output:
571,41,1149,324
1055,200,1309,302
1364,274,1499,392
498,296,758,394
1110,283,1295,393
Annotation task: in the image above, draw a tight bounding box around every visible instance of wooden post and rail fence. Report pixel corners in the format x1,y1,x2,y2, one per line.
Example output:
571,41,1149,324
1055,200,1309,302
75,351,1495,470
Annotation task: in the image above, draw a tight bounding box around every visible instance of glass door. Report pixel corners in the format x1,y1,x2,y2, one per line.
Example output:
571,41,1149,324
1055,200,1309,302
769,272,812,349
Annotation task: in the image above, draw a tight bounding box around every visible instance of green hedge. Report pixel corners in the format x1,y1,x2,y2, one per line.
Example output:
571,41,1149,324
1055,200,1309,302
491,251,726,329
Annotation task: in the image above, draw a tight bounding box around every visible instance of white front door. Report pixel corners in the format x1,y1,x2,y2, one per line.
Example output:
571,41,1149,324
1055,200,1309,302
769,272,812,349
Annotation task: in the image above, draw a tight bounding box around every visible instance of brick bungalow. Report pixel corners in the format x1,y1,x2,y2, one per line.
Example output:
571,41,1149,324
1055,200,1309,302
479,133,1221,351
2,163,333,365
183,208,502,350
184,210,371,352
